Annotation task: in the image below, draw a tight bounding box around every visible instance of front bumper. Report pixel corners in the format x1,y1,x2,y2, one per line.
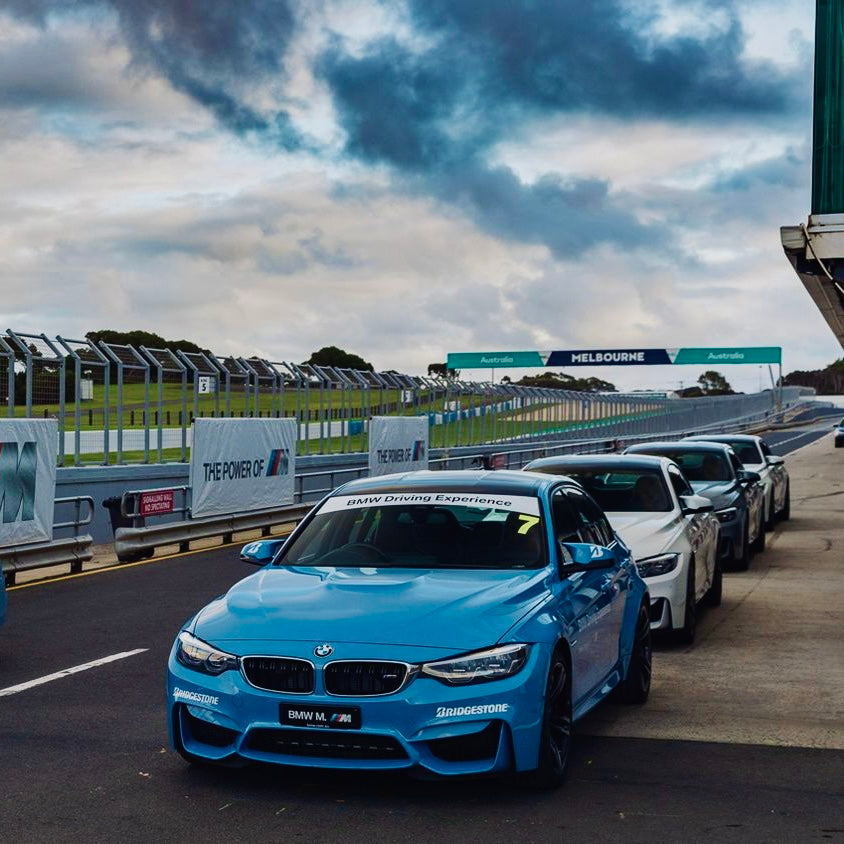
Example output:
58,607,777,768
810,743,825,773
640,559,687,631
167,642,550,777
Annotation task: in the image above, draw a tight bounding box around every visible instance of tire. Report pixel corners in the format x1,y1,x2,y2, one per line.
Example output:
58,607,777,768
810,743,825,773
616,602,652,703
751,517,766,553
734,519,750,571
703,557,722,607
764,493,775,532
674,560,697,644
780,484,791,521
520,650,572,790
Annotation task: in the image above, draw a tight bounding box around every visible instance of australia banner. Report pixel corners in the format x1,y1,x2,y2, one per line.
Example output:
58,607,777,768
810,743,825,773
0,419,57,548
189,418,297,519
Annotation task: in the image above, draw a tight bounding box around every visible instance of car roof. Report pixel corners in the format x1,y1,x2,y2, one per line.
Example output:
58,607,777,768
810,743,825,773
625,440,734,456
524,454,672,474
684,433,760,445
334,469,566,498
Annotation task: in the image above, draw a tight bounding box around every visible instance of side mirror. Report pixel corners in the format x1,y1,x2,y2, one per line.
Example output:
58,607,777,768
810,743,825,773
240,538,286,565
559,541,615,571
680,494,714,515
737,469,762,485
766,455,784,466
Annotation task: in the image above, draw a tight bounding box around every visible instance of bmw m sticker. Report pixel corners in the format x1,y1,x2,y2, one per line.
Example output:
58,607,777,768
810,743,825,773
319,493,540,516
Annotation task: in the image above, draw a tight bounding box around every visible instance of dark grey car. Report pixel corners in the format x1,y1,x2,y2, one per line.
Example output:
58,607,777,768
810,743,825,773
624,441,764,570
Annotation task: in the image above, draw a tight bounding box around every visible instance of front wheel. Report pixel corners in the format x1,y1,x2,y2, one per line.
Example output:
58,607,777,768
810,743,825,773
734,519,750,571
703,557,722,607
751,517,766,553
674,561,696,644
520,651,572,790
780,485,791,521
615,602,652,704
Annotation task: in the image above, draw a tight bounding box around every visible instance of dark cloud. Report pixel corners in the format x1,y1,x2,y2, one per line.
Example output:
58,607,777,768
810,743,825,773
2,0,809,257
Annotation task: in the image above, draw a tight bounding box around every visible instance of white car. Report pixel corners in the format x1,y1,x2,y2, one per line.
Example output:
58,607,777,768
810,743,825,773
684,434,790,529
523,454,721,644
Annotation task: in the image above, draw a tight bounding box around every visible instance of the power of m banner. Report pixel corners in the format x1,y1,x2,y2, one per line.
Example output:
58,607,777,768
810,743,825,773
368,417,429,477
0,419,57,547
189,418,297,519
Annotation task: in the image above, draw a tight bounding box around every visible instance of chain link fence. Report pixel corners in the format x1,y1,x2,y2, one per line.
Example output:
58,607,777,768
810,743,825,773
0,329,810,466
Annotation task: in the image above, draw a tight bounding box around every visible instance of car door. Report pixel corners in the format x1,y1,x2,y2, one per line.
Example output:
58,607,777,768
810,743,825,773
551,486,627,704
730,450,762,541
759,440,786,511
667,463,713,599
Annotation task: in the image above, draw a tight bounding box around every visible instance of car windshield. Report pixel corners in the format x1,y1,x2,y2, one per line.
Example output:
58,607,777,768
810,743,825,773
564,469,672,513
729,443,762,465
279,492,546,569
656,450,731,482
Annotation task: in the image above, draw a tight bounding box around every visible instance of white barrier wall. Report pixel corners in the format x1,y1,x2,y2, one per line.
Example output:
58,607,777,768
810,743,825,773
368,416,429,477
189,418,297,518
0,419,57,546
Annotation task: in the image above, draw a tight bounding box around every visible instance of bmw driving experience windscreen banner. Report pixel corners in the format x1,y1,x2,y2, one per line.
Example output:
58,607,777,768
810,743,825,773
368,416,429,477
189,418,297,518
0,419,57,547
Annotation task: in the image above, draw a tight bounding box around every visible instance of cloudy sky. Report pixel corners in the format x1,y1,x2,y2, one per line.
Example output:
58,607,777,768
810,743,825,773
0,0,837,392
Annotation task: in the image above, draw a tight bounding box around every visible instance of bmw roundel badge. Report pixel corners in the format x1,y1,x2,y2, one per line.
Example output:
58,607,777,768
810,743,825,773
314,643,334,658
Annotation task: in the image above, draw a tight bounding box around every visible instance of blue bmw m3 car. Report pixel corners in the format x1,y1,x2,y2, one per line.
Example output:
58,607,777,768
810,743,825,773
167,470,651,788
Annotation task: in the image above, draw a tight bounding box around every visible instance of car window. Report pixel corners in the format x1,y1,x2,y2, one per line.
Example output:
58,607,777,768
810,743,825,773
731,443,763,464
658,450,732,482
760,440,773,458
667,464,693,499
551,489,582,544
728,452,744,476
565,488,614,546
566,469,672,513
280,493,547,569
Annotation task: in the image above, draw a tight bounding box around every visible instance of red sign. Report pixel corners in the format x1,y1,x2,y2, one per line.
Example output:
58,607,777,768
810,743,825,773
139,489,175,517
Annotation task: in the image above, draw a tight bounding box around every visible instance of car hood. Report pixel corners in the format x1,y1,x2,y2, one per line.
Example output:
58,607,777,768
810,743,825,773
192,565,552,651
689,480,739,510
607,512,684,560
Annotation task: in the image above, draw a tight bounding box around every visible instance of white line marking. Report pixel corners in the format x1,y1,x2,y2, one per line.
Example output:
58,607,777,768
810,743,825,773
0,649,149,698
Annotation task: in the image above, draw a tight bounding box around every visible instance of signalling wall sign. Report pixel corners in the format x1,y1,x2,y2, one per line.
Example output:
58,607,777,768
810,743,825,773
0,419,57,548
368,417,429,477
189,418,297,518
447,347,782,369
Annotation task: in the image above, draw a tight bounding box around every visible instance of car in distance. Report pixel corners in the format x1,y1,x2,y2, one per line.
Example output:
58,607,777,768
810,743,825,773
683,433,789,528
624,441,764,570
523,454,720,644
835,418,844,448
167,470,651,788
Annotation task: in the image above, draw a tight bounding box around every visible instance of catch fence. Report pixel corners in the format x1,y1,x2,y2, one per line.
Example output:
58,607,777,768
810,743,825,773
0,330,808,466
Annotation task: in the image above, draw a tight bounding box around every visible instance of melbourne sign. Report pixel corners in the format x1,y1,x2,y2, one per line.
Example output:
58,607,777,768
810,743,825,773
189,418,297,519
0,419,57,548
448,347,782,368
368,417,429,477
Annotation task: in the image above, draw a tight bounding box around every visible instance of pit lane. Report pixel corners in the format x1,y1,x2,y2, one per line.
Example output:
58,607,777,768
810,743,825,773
0,429,841,842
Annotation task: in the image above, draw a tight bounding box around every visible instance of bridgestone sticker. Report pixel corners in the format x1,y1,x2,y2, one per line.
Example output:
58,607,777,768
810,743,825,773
435,704,510,718
318,493,540,516
173,687,219,706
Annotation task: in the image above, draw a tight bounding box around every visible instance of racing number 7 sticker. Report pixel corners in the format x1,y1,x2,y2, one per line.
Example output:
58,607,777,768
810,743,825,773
517,515,540,534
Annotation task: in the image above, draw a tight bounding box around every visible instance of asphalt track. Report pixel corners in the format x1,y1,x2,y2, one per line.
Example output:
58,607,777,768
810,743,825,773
0,426,842,843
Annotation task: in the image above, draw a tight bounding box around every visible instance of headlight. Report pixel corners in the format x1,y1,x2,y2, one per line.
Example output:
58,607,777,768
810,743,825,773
636,553,680,578
176,631,239,675
420,644,530,686
716,507,738,523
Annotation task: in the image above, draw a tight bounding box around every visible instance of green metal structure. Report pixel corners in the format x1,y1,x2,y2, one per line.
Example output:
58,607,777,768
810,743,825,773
812,0,844,214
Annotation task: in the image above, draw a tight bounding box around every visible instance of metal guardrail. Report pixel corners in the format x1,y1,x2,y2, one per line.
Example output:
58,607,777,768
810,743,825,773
109,401,801,563
1,496,95,585
113,502,313,563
